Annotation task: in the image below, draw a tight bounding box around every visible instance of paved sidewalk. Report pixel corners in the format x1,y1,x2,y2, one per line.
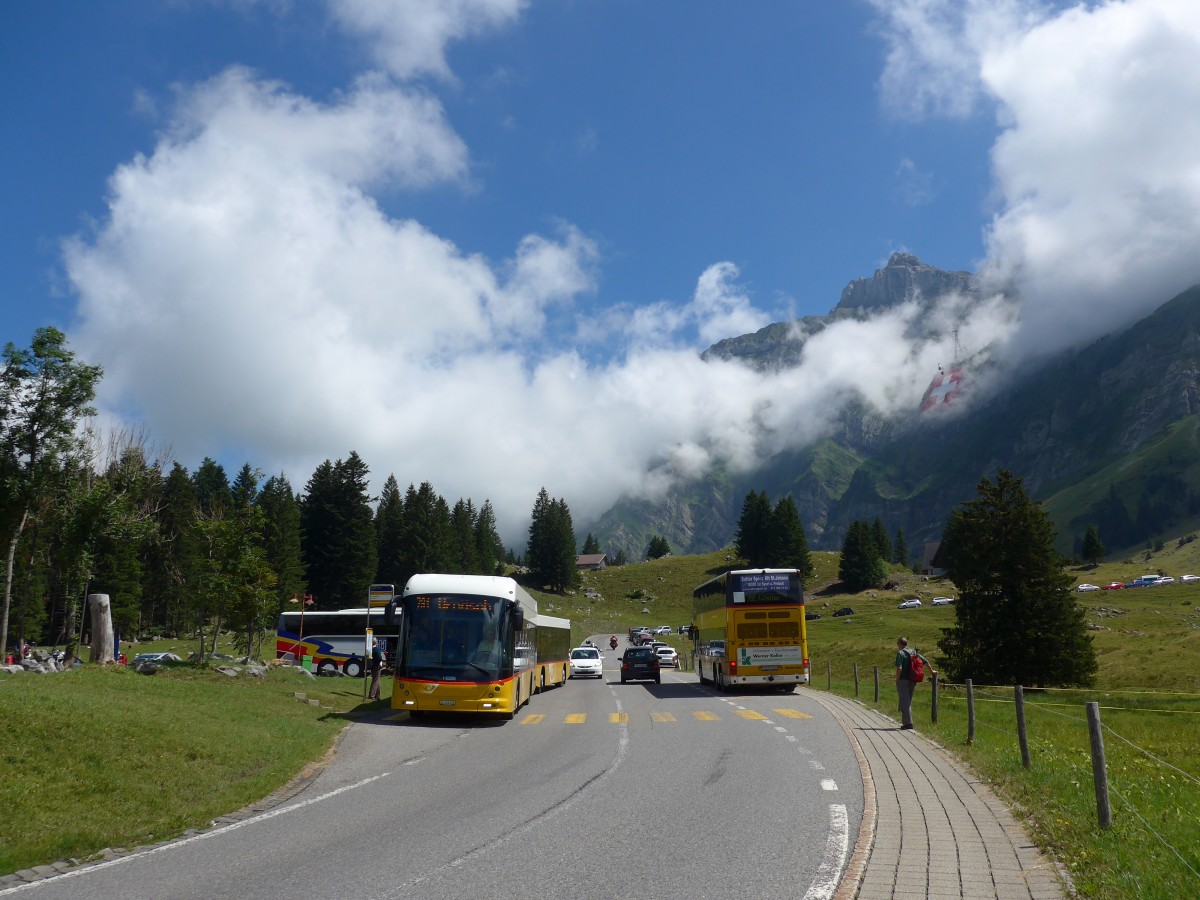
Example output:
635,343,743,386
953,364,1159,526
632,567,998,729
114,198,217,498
812,693,1067,900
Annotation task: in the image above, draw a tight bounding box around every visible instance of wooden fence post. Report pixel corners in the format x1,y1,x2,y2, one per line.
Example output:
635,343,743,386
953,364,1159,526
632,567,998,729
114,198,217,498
1087,701,1113,829
965,679,975,745
873,666,879,703
931,671,938,724
1015,685,1031,769
853,662,859,697
827,660,832,691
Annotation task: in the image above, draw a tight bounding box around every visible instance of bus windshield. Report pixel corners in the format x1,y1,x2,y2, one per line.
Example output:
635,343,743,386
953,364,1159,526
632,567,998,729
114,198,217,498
399,593,510,682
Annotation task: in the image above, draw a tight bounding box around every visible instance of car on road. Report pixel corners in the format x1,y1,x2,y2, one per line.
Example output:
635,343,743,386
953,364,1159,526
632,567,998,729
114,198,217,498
1100,582,1124,590
620,646,661,684
931,596,955,606
654,646,679,667
1075,583,1100,592
569,646,603,678
897,598,922,609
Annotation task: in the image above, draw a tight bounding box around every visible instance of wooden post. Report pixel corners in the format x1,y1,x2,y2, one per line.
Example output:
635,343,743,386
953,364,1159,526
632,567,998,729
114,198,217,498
1015,685,1031,769
966,679,975,745
931,670,939,724
827,660,832,691
1087,702,1112,829
873,666,879,703
853,662,859,697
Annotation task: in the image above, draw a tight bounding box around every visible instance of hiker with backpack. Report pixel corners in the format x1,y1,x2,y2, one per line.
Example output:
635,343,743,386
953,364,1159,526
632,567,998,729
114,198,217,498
895,636,935,731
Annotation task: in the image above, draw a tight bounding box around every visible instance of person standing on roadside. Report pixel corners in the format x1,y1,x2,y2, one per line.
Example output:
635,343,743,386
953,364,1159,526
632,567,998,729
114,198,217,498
895,636,935,730
368,639,384,701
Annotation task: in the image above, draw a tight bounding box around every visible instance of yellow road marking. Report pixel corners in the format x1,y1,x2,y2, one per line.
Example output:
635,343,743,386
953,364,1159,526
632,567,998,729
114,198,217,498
693,711,720,721
736,709,768,720
521,714,545,725
609,713,629,723
650,711,676,723
565,713,587,724
773,709,813,719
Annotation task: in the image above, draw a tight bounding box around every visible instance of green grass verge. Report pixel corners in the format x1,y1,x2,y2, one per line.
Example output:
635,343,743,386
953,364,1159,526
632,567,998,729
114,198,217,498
0,661,387,875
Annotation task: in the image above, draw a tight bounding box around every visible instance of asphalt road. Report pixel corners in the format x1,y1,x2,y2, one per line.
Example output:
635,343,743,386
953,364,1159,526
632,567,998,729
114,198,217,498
6,637,863,900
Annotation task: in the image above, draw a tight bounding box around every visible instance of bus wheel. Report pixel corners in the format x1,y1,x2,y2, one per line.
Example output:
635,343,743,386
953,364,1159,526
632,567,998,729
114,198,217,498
343,658,363,678
698,664,708,685
714,666,724,691
318,659,339,676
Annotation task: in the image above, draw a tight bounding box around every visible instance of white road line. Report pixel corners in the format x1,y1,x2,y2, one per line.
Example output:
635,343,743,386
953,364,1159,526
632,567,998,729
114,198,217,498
821,778,838,791
0,773,391,895
801,804,850,900
809,760,825,770
775,726,788,733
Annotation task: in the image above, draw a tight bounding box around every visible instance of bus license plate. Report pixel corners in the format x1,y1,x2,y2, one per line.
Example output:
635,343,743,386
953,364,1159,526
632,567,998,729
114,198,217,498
761,665,779,672
438,700,456,706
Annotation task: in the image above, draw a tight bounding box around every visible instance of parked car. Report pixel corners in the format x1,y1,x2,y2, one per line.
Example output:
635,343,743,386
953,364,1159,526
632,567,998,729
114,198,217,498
569,646,603,678
654,646,679,667
1155,576,1175,586
652,625,672,635
931,596,955,606
805,612,822,621
1126,575,1160,588
1100,582,1124,590
1075,583,1100,592
897,598,922,609
620,646,661,684
132,652,183,664
1181,574,1200,583
832,607,854,617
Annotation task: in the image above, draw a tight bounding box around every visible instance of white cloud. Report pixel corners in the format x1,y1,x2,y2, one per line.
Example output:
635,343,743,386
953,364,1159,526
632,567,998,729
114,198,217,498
328,0,528,81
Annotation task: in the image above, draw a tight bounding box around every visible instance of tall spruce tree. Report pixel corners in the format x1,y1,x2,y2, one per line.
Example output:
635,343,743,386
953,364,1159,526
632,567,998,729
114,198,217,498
838,519,887,591
871,518,892,566
449,498,479,574
1081,525,1106,568
375,475,405,584
893,527,909,566
473,500,504,575
768,496,811,574
193,457,232,517
734,489,772,566
937,469,1097,687
581,533,600,555
300,452,377,609
257,473,306,615
646,535,671,560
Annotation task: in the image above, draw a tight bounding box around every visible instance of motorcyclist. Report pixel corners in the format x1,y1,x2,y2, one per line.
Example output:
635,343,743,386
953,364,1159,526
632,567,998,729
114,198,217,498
609,635,618,649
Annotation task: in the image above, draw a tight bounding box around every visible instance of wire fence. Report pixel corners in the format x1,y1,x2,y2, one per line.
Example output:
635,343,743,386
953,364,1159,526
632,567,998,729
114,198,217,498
811,656,1200,894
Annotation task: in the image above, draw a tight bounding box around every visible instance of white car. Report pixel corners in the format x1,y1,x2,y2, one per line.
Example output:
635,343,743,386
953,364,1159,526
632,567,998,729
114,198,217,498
1181,574,1200,583
1075,583,1100,592
654,646,679,667
1154,576,1175,586
569,646,603,678
931,596,955,606
652,625,673,635
897,598,922,609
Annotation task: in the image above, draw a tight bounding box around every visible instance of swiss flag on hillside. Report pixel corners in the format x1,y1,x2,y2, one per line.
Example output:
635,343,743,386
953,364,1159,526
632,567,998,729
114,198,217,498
920,367,963,413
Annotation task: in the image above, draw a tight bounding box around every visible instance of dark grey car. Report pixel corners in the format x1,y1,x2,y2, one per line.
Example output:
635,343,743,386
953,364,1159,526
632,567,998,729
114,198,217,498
620,646,661,684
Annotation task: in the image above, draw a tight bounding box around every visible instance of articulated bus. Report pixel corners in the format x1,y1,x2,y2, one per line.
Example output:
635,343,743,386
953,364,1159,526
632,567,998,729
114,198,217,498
387,574,571,719
692,568,809,691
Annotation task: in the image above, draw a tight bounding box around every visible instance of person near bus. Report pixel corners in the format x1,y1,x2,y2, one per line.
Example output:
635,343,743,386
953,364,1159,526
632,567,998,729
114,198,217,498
894,636,934,730
368,639,384,701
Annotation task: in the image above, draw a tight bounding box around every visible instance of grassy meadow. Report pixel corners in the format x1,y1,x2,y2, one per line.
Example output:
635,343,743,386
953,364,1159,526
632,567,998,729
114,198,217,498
3,541,1199,895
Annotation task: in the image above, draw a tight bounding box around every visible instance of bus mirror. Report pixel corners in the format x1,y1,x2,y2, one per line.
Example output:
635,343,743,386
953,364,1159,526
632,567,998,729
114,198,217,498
384,600,398,627
510,602,524,632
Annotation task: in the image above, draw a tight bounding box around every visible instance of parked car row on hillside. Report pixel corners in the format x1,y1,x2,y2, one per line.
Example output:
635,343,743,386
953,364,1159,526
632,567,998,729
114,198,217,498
1087,574,1200,591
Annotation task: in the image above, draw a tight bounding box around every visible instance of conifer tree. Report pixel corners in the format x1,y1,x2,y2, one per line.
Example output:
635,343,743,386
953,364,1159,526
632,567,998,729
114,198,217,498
474,500,504,575
231,464,259,508
257,473,305,614
871,517,892,566
374,475,404,584
300,452,376,609
838,519,886,591
193,457,232,517
768,496,811,575
581,533,600,555
449,498,479,574
646,535,671,560
938,469,1097,687
734,489,772,566
893,526,909,566
1082,525,1106,568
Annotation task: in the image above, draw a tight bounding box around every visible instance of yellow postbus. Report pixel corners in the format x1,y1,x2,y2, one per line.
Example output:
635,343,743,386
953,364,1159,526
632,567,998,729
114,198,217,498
692,568,809,692
387,574,571,719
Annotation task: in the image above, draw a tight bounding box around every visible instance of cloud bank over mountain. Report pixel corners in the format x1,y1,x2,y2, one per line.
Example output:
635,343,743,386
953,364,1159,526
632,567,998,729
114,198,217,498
65,0,1200,542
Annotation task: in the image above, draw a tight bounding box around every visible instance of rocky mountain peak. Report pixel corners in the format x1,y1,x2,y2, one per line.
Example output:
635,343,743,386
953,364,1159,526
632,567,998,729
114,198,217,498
835,252,977,312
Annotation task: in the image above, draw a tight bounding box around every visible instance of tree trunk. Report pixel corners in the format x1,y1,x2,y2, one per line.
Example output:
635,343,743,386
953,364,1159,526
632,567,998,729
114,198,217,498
88,594,115,664
1,509,30,660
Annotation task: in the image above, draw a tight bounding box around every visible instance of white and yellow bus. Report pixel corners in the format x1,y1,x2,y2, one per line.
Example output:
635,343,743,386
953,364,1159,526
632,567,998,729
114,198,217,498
692,568,809,691
387,574,571,719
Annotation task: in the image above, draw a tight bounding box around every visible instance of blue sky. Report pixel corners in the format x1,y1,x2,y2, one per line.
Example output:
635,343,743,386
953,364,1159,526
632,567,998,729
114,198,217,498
4,1,1200,542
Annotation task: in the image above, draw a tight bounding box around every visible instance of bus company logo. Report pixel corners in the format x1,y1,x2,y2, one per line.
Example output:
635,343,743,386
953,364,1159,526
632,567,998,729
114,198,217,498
422,684,440,694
